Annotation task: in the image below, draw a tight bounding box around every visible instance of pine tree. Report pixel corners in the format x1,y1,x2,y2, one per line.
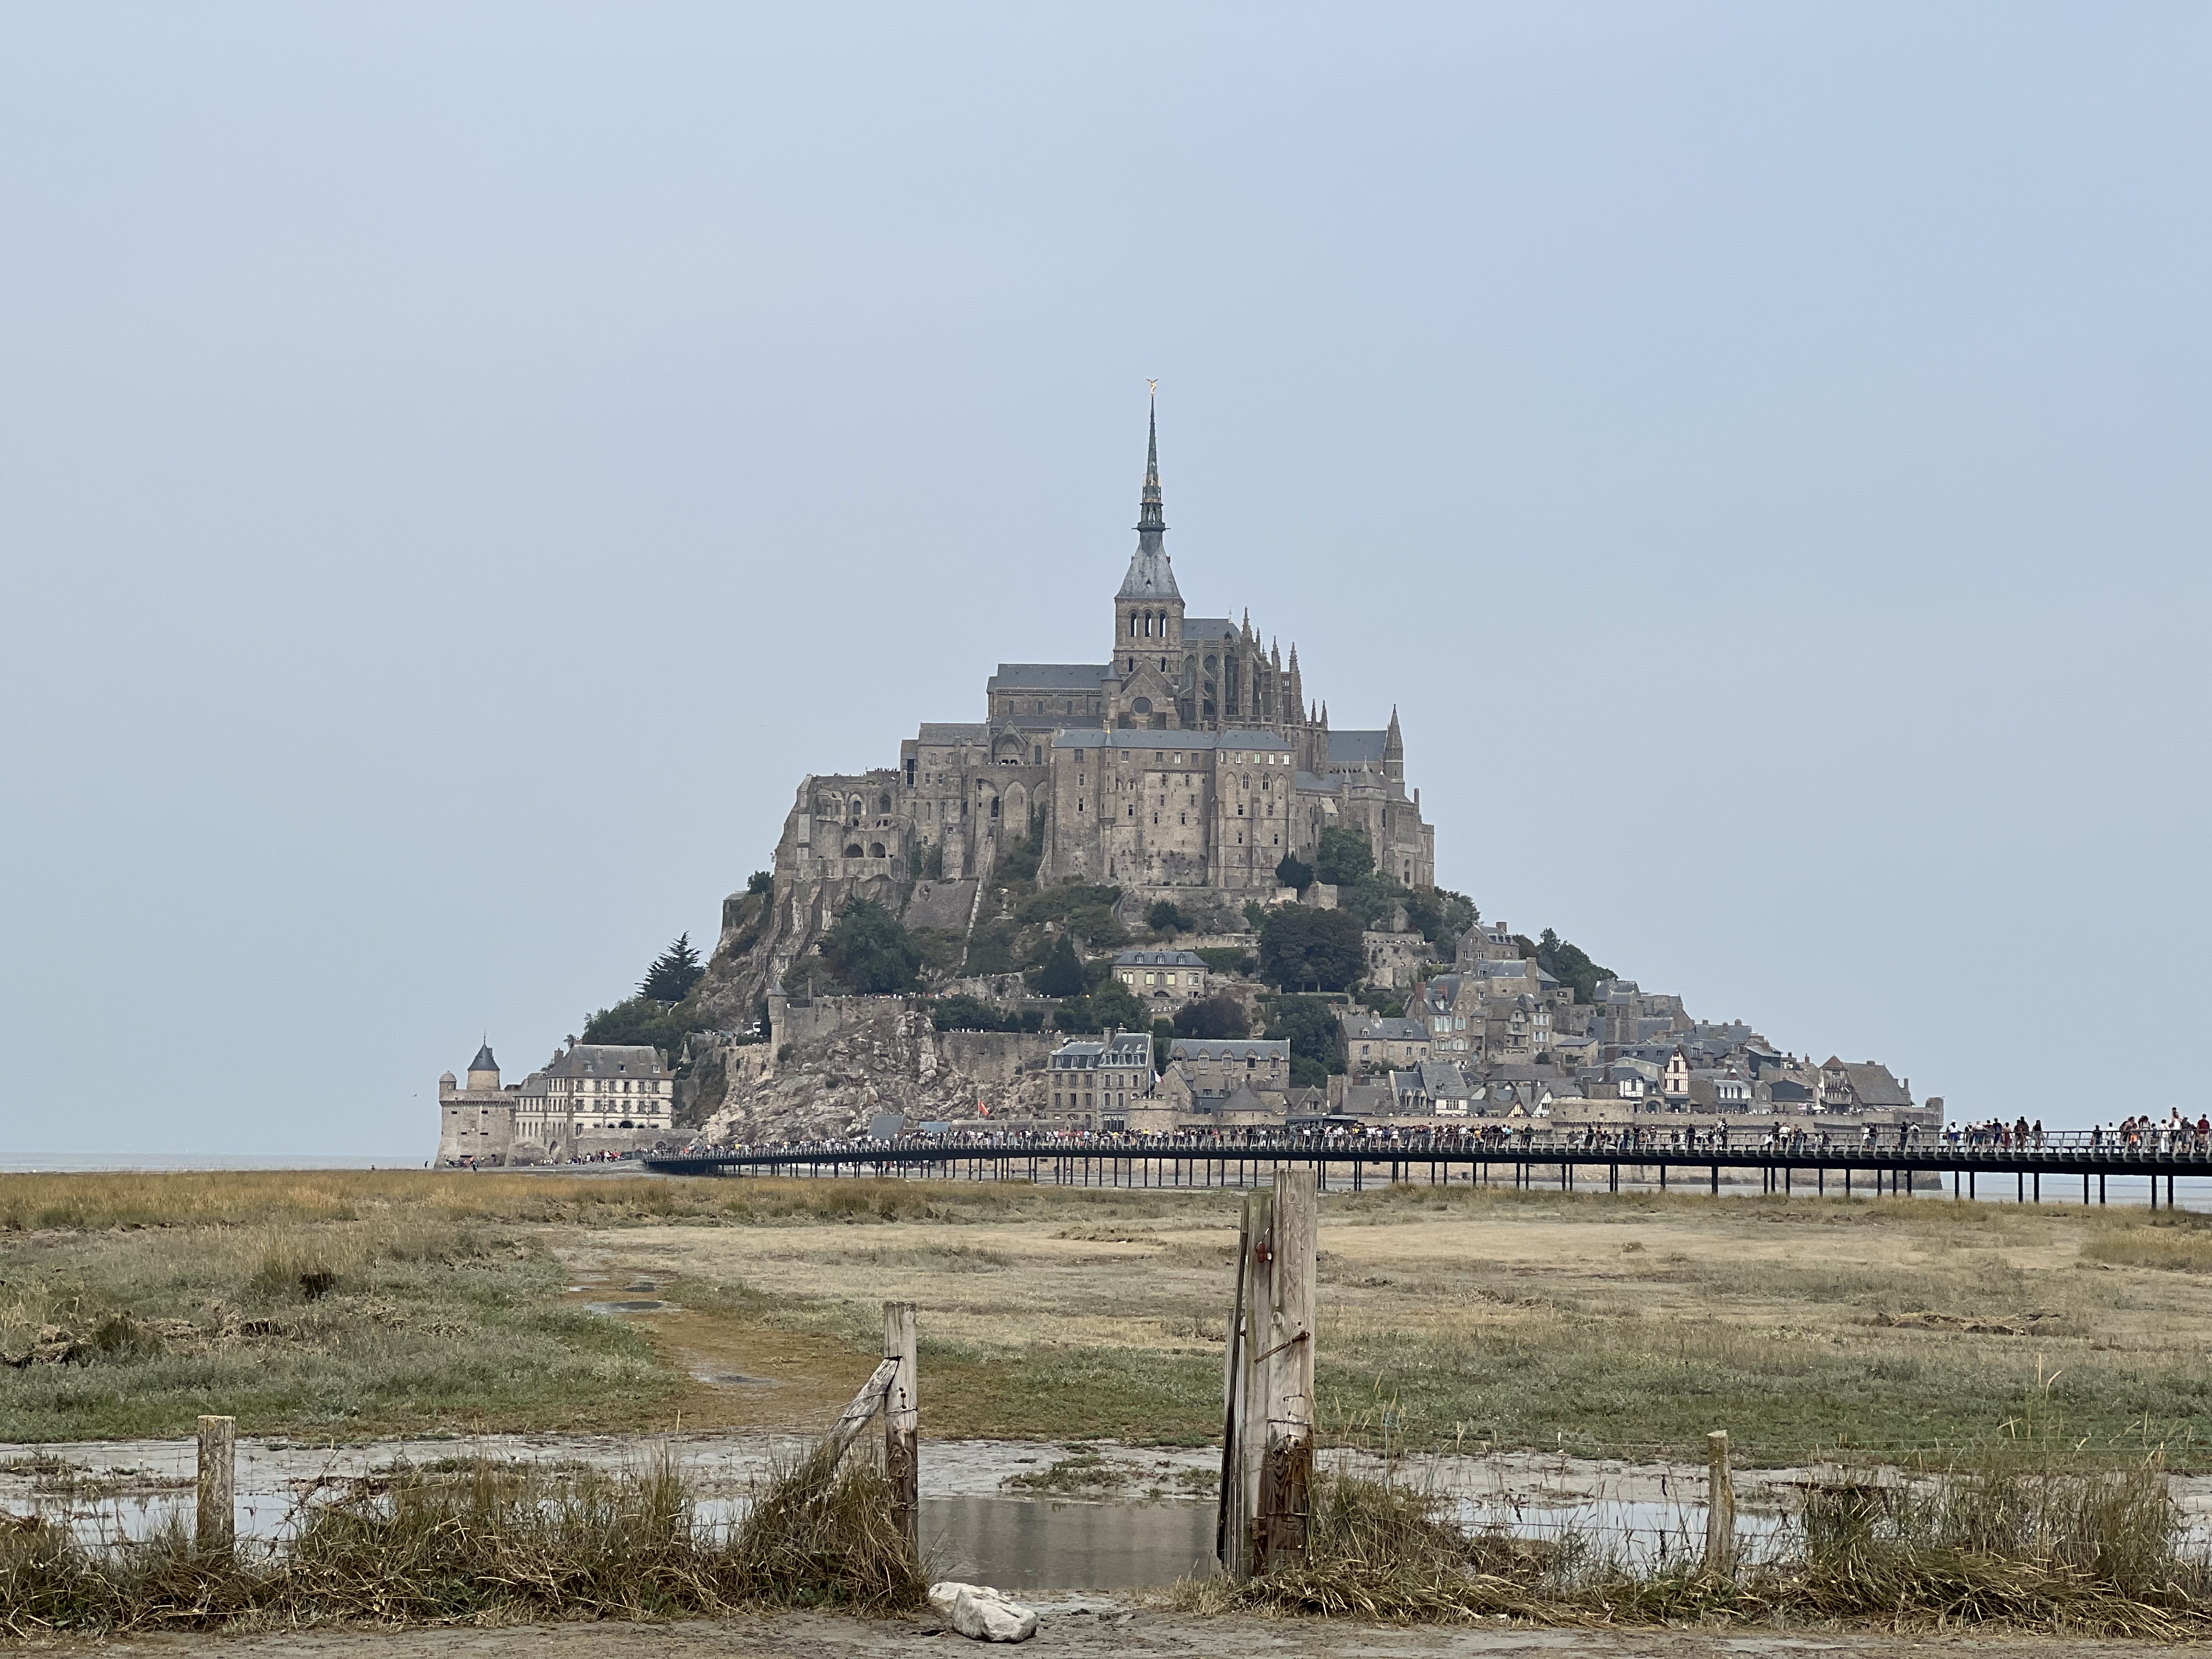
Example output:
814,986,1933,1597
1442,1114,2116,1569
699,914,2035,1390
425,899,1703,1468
640,933,706,1003
1032,934,1087,999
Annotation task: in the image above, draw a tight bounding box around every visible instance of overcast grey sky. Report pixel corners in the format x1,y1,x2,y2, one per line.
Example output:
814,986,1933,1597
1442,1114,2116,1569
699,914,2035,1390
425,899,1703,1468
2,5,2205,1156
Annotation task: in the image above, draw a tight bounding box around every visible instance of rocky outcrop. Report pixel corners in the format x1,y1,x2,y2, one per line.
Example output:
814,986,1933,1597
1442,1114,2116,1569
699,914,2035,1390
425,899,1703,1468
699,1004,1051,1146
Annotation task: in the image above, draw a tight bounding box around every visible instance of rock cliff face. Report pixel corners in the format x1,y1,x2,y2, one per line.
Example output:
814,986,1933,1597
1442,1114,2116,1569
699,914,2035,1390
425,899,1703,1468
698,1003,1050,1146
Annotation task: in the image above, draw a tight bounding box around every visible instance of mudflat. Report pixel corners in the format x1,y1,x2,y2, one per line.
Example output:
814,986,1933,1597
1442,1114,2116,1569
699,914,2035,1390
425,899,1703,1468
5,1169,2211,1466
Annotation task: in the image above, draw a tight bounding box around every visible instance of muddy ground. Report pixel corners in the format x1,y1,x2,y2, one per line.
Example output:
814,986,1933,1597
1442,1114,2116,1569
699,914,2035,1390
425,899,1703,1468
35,1606,2209,1659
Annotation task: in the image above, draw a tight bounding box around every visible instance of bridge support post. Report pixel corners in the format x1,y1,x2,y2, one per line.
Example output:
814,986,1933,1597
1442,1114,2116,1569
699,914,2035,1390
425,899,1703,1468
1711,1163,1719,1195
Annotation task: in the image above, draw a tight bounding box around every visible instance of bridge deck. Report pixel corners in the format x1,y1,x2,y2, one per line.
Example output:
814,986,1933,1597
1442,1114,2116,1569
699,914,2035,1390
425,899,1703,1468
644,1133,2208,1205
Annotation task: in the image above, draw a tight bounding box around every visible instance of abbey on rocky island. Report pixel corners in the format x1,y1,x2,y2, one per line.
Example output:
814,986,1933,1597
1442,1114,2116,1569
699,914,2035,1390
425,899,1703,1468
778,400,1435,906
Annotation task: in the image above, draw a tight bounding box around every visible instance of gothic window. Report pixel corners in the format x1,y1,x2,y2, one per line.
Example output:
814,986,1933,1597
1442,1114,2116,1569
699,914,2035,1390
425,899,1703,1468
879,793,892,812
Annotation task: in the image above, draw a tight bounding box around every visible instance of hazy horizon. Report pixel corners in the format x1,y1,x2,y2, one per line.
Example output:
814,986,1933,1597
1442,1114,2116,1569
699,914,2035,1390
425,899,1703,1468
3,5,2206,1155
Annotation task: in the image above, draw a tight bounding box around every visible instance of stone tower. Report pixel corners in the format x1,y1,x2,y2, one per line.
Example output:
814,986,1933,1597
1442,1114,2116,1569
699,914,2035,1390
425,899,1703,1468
466,1042,500,1092
1113,392,1183,674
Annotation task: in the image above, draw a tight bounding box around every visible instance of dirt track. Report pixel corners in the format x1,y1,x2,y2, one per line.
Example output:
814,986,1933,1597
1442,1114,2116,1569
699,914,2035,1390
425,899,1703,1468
47,1606,2208,1659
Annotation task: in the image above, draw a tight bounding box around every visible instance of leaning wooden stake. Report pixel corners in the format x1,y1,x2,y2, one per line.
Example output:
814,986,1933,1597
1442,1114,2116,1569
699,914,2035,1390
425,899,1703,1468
1225,1169,1317,1578
196,1414,236,1554
1703,1429,1736,1581
883,1300,919,1551
822,1357,902,1463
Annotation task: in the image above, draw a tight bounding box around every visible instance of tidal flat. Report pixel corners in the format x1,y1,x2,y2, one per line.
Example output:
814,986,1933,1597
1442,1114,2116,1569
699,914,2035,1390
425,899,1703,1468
4,1169,2211,1467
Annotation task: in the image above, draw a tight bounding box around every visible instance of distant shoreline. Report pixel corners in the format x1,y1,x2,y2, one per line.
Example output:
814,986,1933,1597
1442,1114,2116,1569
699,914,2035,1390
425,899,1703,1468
0,1154,430,1173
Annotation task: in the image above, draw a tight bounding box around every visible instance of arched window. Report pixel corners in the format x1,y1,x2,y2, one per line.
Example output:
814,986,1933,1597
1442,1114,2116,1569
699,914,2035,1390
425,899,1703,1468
879,793,891,813
849,797,864,822
844,844,864,857
991,796,1001,818
870,842,885,857
1129,613,1139,636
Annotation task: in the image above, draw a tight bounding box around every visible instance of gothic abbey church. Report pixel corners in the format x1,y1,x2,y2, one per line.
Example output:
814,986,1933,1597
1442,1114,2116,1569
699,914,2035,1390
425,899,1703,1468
774,404,1435,918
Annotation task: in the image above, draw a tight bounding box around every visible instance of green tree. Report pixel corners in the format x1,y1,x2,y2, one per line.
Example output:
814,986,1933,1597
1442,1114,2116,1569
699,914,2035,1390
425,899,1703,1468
822,899,922,995
995,807,1046,883
639,933,705,1003
1090,978,1149,1030
1401,887,1477,946
1536,927,1616,1005
582,996,709,1064
1316,827,1374,887
1031,934,1087,998
746,870,774,895
1052,995,1101,1032
1146,899,1189,935
1150,1017,1176,1073
1259,906,1365,991
1172,991,1250,1041
1274,854,1314,894
1263,994,1347,1085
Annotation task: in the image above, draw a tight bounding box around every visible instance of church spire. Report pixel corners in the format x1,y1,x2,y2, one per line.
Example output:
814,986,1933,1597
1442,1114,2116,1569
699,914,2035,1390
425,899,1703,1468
1115,383,1181,607
1136,387,1166,538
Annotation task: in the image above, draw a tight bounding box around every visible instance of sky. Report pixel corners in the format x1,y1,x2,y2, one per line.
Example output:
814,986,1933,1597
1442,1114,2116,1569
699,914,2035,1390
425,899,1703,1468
2,4,2206,1156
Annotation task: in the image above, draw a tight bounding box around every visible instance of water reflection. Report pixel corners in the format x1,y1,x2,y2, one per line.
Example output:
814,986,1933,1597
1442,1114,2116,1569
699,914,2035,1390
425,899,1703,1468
924,1496,1216,1590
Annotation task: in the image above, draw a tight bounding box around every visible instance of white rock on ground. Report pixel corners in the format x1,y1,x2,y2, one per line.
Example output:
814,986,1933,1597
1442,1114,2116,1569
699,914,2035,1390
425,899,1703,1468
927,1581,1040,1643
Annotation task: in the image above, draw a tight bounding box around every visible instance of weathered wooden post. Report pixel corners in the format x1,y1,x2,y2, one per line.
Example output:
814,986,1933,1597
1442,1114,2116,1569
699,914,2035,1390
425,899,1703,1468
1222,1169,1317,1577
883,1301,919,1551
196,1414,236,1554
1702,1429,1735,1581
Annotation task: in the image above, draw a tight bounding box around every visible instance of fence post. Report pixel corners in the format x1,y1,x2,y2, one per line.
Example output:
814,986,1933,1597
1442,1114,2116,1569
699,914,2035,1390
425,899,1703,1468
1216,1195,1254,1574
1252,1169,1317,1575
1702,1429,1735,1581
1228,1186,1271,1578
196,1414,236,1554
883,1301,919,1553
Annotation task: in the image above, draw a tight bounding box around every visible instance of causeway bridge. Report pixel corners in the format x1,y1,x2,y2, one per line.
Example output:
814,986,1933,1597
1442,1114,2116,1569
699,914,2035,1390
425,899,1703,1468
646,1127,2208,1209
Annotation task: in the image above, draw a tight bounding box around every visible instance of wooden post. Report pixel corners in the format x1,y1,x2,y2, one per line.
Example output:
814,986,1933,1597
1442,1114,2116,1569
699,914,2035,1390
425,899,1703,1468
1702,1429,1735,1580
882,1301,918,1552
1216,1197,1253,1572
196,1414,236,1554
1229,1169,1316,1577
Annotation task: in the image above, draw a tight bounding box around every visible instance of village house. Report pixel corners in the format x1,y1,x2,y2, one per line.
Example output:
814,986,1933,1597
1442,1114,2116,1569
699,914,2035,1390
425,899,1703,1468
1113,948,1209,1002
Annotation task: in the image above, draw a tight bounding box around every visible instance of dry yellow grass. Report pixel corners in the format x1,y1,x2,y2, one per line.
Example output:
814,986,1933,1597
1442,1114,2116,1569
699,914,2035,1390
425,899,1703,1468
9,1171,2212,1464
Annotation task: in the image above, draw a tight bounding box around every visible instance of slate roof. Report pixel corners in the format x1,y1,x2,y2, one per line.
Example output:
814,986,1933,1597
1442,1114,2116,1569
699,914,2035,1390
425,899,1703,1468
469,1043,498,1073
1183,617,1239,643
1117,546,1182,601
1327,730,1390,764
916,723,990,744
1115,950,1207,967
1342,1015,1427,1042
548,1045,668,1079
988,664,1112,692
1170,1039,1290,1062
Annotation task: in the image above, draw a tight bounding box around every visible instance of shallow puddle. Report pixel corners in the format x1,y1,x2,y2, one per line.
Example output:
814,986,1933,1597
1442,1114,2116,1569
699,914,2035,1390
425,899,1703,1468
924,1496,1216,1590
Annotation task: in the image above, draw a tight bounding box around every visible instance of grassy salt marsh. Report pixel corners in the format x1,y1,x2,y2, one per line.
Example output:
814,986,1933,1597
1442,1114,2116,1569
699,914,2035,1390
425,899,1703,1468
5,1170,2212,1467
